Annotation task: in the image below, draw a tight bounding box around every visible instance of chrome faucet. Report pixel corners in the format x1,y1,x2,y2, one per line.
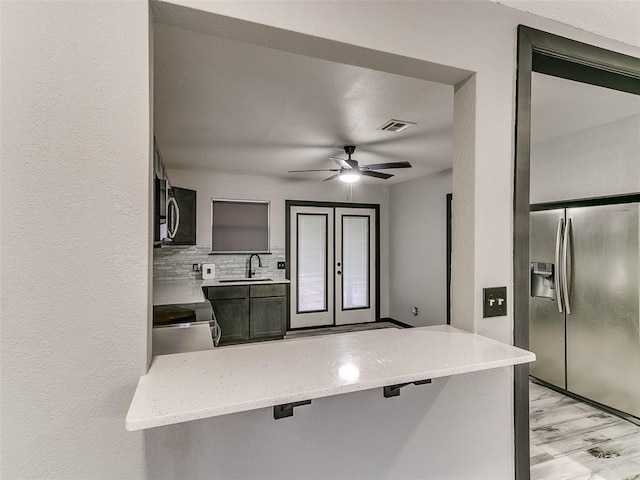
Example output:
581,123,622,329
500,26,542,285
248,254,263,278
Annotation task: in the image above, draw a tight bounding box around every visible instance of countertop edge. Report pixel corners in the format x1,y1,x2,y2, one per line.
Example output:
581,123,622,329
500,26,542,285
126,352,534,431
152,278,291,306
126,326,535,431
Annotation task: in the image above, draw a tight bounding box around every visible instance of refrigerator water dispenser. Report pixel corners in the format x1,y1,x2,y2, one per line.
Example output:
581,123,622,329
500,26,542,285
530,262,556,300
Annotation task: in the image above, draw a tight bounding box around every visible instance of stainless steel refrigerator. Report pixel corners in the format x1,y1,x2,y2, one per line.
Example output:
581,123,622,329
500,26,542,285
530,202,640,418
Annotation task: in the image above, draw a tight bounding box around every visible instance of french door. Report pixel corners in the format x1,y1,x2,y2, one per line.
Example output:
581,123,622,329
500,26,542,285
289,204,377,329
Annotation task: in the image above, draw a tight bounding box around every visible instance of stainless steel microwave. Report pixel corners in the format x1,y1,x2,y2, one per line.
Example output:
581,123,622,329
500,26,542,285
154,176,180,244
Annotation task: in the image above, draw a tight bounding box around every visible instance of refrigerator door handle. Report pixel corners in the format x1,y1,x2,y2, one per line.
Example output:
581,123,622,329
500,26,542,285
555,218,564,313
562,217,572,315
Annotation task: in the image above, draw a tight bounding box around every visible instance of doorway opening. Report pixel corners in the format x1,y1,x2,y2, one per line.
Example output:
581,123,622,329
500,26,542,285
514,25,640,480
286,200,379,330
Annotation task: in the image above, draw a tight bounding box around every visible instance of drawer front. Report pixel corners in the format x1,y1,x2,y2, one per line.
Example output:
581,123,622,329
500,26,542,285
207,286,249,300
250,284,287,298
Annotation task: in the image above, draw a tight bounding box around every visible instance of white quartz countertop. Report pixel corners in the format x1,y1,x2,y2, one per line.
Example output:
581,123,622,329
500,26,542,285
153,280,207,306
152,278,290,306
126,325,535,431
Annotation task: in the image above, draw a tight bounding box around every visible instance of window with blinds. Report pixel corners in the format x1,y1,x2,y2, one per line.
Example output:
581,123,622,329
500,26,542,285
211,199,270,253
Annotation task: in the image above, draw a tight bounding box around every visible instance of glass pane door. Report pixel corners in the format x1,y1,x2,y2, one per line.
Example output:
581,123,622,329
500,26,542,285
335,208,376,325
289,206,334,328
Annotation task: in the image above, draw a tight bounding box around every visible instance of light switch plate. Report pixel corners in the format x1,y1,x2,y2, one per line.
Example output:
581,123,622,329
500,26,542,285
483,286,507,317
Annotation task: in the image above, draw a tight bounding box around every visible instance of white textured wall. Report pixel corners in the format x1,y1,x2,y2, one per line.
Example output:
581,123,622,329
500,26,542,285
452,75,478,336
0,2,149,478
143,368,514,480
167,168,391,317
389,170,452,326
3,1,640,479
531,114,640,204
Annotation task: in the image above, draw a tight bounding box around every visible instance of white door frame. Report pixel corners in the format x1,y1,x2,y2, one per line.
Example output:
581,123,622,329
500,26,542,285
286,200,379,330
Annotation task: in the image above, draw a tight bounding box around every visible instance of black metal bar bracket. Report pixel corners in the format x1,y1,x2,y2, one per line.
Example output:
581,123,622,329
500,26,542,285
273,400,312,419
383,379,432,398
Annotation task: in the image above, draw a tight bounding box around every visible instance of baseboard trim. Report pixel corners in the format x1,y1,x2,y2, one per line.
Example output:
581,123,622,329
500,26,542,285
379,317,413,329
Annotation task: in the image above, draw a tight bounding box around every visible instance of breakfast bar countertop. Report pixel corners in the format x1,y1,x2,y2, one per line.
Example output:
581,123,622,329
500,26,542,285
126,325,535,431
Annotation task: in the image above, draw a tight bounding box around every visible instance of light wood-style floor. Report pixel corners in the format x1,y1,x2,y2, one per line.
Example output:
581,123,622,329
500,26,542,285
285,321,402,339
530,381,640,480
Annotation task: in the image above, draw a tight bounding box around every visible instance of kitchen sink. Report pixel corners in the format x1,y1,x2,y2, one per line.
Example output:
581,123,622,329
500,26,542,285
218,277,273,283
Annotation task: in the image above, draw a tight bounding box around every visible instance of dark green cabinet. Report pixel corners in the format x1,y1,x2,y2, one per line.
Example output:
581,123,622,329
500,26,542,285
250,297,286,339
169,187,197,245
211,298,249,344
207,283,287,345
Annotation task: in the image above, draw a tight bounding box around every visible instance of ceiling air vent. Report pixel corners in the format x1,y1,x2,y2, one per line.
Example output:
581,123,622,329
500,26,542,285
378,119,416,133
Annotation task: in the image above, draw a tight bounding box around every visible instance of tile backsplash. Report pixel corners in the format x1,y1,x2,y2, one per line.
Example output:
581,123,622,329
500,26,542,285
153,245,286,281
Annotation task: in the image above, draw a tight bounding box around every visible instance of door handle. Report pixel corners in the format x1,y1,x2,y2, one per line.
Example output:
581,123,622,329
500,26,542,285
554,218,564,313
167,196,180,239
562,217,572,315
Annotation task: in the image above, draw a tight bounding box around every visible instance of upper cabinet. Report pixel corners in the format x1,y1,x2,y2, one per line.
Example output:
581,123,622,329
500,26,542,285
170,186,197,245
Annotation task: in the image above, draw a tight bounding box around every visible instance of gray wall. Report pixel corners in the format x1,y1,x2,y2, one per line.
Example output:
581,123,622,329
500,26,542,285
167,168,390,249
166,167,391,317
3,2,640,479
531,114,640,204
389,169,452,326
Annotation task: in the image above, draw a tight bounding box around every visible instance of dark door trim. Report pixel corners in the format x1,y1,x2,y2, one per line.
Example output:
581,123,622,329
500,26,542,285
514,25,640,480
446,193,452,325
285,200,381,330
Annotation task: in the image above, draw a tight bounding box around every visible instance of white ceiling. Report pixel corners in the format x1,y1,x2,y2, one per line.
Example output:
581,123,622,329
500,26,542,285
153,23,454,185
155,13,640,184
497,1,640,48
531,72,640,144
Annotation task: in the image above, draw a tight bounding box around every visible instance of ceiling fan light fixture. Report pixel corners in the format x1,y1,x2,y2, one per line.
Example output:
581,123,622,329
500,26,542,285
339,170,360,183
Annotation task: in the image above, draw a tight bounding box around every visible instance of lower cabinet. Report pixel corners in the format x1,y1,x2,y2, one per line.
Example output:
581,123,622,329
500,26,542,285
250,297,286,339
211,297,249,344
207,283,287,346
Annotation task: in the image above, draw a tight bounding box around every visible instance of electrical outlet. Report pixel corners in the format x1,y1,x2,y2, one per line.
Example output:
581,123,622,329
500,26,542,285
483,286,507,317
277,261,286,270
192,263,201,272
411,306,418,317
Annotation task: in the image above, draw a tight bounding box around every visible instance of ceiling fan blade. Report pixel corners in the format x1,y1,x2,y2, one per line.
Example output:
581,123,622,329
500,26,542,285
361,170,393,180
330,157,352,169
323,173,339,182
288,169,340,173
360,161,412,170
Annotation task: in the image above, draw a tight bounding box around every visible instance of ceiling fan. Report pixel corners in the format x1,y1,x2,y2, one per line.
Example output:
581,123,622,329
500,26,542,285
288,145,412,183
